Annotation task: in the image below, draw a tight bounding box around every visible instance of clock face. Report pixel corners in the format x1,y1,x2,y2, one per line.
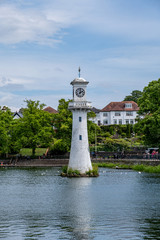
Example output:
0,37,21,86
75,88,85,97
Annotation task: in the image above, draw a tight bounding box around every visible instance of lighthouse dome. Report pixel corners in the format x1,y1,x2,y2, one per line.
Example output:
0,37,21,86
71,77,89,85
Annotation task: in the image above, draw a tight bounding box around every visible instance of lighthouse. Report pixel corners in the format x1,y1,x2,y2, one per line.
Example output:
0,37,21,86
68,69,92,174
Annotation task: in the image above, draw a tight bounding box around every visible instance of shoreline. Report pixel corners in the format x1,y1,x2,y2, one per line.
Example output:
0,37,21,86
0,158,160,167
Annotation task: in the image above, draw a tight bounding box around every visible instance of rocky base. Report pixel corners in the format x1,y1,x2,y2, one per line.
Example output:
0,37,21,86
61,165,99,177
60,172,99,177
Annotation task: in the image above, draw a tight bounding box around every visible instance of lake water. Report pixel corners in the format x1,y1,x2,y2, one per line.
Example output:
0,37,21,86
0,167,160,240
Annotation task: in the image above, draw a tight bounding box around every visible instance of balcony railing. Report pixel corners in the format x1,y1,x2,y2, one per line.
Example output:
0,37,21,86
68,101,92,109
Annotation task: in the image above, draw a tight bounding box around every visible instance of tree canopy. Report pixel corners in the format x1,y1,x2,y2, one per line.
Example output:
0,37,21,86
0,107,14,156
50,99,72,154
17,100,54,155
138,79,160,114
135,79,160,147
124,90,143,103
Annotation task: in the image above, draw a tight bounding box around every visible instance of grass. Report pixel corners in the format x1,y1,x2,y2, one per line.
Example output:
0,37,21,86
97,162,130,169
96,162,160,173
86,164,99,176
20,148,47,156
132,164,160,173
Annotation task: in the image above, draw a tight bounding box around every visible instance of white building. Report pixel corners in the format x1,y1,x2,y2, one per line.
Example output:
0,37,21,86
91,101,139,125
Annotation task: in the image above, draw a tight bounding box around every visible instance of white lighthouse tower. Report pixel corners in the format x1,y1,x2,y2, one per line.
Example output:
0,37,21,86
68,69,92,174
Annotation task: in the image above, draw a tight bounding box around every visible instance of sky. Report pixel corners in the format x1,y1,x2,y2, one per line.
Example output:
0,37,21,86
0,0,160,111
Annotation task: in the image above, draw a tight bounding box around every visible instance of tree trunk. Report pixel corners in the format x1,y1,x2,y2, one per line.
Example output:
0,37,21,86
32,147,36,156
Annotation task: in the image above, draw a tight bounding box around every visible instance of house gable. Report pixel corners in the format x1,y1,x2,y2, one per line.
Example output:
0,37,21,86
43,106,58,114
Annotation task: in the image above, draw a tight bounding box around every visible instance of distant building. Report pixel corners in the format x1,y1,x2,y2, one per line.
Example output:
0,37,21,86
12,106,58,120
43,106,58,114
2,106,8,112
90,107,101,125
91,101,139,125
13,111,23,119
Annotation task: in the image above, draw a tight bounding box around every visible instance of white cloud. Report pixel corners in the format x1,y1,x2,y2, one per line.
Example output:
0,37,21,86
0,5,61,45
0,0,160,46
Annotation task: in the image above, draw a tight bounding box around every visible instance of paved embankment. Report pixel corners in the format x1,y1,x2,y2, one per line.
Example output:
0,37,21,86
0,158,160,167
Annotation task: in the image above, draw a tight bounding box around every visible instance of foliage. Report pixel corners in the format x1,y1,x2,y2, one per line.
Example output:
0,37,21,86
62,165,68,173
100,124,134,138
138,79,160,115
61,164,99,177
133,164,160,173
96,162,160,173
123,90,143,103
88,120,101,144
96,163,130,169
135,79,160,148
0,107,15,156
51,99,72,154
134,111,160,147
90,123,142,152
49,139,70,155
67,168,80,175
17,100,54,155
104,137,131,152
86,164,99,176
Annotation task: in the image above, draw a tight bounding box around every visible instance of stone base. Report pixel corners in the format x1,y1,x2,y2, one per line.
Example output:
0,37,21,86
60,172,99,177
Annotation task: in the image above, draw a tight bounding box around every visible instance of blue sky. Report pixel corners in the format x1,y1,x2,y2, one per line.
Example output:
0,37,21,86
0,0,160,111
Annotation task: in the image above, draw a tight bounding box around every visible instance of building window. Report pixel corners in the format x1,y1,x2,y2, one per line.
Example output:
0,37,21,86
126,111,133,116
115,112,121,116
130,119,134,124
126,119,129,124
79,135,82,140
125,103,132,108
98,120,101,126
103,120,108,125
79,116,82,122
103,113,108,116
119,119,122,124
113,119,117,124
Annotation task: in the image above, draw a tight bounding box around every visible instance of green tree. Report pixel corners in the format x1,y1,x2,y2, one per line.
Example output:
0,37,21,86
104,137,131,152
17,100,54,155
135,79,160,147
138,79,160,115
87,111,99,144
0,107,16,156
51,99,72,154
124,90,143,103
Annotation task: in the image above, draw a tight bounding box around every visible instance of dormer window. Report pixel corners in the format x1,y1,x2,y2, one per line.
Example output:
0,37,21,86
125,103,132,108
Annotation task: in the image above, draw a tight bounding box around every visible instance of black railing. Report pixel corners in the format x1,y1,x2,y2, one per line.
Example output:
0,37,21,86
91,153,160,160
1,153,160,161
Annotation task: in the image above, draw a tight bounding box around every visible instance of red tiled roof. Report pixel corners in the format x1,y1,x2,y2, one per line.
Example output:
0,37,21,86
101,101,139,112
43,106,58,114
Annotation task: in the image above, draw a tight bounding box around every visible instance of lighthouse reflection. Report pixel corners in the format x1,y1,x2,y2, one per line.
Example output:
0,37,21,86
60,178,93,240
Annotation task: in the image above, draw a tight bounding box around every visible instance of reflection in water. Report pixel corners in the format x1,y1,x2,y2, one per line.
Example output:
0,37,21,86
0,168,160,239
142,218,160,240
59,178,93,240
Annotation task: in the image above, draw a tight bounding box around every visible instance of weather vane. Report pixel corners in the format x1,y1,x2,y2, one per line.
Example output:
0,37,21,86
78,67,81,78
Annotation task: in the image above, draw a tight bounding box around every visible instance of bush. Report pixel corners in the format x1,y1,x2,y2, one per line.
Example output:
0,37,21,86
49,139,69,155
86,164,99,176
